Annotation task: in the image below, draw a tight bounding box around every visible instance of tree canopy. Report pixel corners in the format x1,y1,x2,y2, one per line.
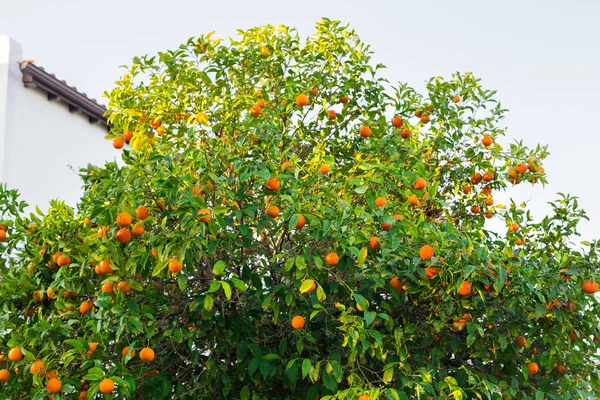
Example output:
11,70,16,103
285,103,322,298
1,19,599,399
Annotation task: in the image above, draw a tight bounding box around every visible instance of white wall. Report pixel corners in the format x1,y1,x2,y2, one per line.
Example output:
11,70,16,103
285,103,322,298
0,36,120,213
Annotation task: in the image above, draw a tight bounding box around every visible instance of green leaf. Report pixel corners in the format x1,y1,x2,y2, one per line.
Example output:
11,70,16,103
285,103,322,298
295,256,306,270
213,260,227,275
354,185,368,194
364,311,376,327
358,246,368,265
354,293,368,310
83,367,104,381
177,274,187,291
316,285,326,302
204,295,214,311
300,279,315,294
262,353,281,361
302,358,312,379
221,281,232,300
467,332,476,348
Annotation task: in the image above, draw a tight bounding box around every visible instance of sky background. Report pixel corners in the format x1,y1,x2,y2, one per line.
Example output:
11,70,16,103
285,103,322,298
1,0,599,242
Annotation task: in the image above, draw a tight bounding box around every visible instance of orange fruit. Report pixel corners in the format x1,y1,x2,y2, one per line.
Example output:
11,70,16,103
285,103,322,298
136,206,149,220
122,346,136,358
101,282,113,293
260,46,270,55
318,164,330,174
483,171,494,182
46,288,55,299
116,228,131,243
420,114,430,124
516,336,526,348
407,195,419,206
515,163,528,174
374,197,387,207
99,378,115,394
8,348,23,362
458,281,471,296
358,396,370,400
97,227,110,239
168,259,182,273
131,224,144,237
98,260,112,274
57,255,71,267
52,251,62,264
471,172,483,184
380,222,393,231
359,125,371,138
88,342,98,355
325,252,339,266
392,116,404,127
250,105,262,116
0,229,6,241
400,128,411,139
339,95,349,103
33,290,45,303
139,347,155,362
368,237,380,250
0,369,9,382
302,280,316,293
393,214,403,220
419,245,434,260
413,177,426,190
415,109,423,118
281,161,293,172
256,99,267,108
583,280,598,294
509,222,519,233
327,109,337,120
197,208,211,222
149,117,161,129
481,186,492,195
484,197,494,206
463,185,472,194
310,86,318,96
471,205,480,213
390,277,405,293
151,249,157,257
452,319,467,332
291,316,305,329
122,131,133,143
266,205,280,218
195,112,209,125
112,138,124,149
116,212,132,227
295,214,306,229
266,177,280,191
116,281,131,293
526,362,539,375
80,300,94,314
295,94,309,107
47,377,62,393
453,95,461,103
482,136,493,146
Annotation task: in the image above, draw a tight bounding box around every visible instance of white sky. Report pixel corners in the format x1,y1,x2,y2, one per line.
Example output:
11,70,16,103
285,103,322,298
1,0,598,242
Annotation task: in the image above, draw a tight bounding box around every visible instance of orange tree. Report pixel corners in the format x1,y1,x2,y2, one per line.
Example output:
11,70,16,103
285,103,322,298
1,19,599,399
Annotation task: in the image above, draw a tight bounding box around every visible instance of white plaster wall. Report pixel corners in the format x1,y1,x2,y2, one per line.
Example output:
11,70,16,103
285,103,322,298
0,36,120,213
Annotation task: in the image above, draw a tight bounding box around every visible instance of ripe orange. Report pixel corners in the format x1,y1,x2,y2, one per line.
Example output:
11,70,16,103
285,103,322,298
281,161,293,172
482,136,493,146
116,281,131,293
392,116,404,127
526,362,539,375
80,300,94,314
471,172,483,184
407,195,419,206
516,336,526,348
310,86,318,96
112,138,124,149
47,377,62,393
132,224,144,237
380,222,393,231
318,164,330,174
33,290,45,303
46,288,55,299
339,95,349,103
481,186,492,196
0,229,6,242
0,369,9,382
557,365,566,373
583,280,599,294
509,222,519,233
413,177,426,190
463,185,472,194
471,205,480,213
149,117,161,129
168,259,182,273
291,316,305,330
484,197,494,206
136,205,149,220
260,46,270,55
400,128,411,139
452,319,467,332
116,228,131,244
122,346,136,358
358,395,370,400
458,281,471,296
116,212,132,227
390,277,405,293
197,208,211,222
250,105,261,116
57,254,71,267
99,378,115,394
266,206,280,218
88,342,98,356
483,171,494,182
368,237,380,249
8,348,23,362
327,110,337,120
98,260,112,274
140,347,155,362
122,130,133,143
359,125,371,138
325,252,339,266
295,94,309,107
419,245,434,260
295,214,306,229
420,114,430,124
52,251,62,264
374,197,387,207
302,280,317,293
453,95,461,103
196,112,209,125
515,163,528,174
415,109,423,118
266,177,280,191
101,282,113,293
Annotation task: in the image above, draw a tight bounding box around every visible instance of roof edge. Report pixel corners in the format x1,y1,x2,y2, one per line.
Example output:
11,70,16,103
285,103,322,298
19,61,109,128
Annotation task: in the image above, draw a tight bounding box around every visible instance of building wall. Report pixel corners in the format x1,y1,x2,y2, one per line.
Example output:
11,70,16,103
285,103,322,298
0,36,120,213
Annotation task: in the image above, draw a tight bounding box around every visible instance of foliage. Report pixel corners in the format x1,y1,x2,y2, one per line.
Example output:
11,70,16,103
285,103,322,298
1,19,599,399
